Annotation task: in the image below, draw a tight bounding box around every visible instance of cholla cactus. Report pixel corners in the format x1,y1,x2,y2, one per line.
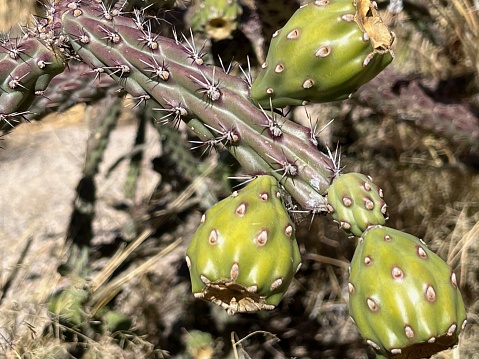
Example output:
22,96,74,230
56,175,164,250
0,1,469,357
327,172,388,237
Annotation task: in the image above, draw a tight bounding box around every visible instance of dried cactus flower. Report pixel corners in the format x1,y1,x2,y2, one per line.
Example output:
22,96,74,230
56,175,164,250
186,175,301,315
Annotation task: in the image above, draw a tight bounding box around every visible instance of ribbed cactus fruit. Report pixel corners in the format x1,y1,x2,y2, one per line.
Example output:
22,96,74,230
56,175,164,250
185,175,302,315
348,226,467,358
327,172,388,237
250,0,395,108
189,0,243,41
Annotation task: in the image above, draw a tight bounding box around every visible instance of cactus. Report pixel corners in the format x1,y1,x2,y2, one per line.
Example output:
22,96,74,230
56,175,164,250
327,172,388,237
25,60,119,121
188,0,243,41
0,34,66,130
348,225,467,358
59,2,335,211
0,1,470,357
185,175,302,314
250,0,395,108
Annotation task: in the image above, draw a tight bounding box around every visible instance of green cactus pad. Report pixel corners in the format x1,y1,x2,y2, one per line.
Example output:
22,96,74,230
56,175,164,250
349,226,467,358
250,0,394,108
327,172,388,237
186,175,301,315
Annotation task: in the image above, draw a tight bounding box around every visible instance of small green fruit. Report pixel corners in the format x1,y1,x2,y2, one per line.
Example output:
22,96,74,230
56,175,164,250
327,172,388,237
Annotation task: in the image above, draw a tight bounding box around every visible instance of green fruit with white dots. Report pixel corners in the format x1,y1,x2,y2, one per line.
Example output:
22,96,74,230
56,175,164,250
186,175,301,315
250,0,395,108
327,172,388,237
348,226,467,358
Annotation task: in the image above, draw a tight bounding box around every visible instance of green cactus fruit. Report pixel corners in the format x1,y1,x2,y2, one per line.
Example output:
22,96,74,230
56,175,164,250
186,175,302,315
327,172,388,237
349,226,467,358
189,0,243,41
250,0,395,108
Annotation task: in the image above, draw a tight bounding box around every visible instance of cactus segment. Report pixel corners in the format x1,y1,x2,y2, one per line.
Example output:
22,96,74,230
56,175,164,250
349,226,467,358
186,175,302,314
189,0,243,41
250,0,394,108
327,172,387,237
0,36,66,130
61,3,335,210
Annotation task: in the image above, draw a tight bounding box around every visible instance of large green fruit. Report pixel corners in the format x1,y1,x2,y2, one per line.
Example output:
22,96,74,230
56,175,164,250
349,226,467,358
327,172,388,237
186,175,301,315
250,0,394,108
